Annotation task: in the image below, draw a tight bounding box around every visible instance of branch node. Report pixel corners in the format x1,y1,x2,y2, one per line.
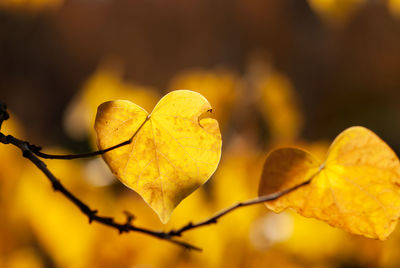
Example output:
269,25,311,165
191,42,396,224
117,211,136,234
28,143,43,152
52,180,62,191
20,142,32,158
88,210,98,223
0,102,9,129
118,225,130,234
123,210,135,224
2,135,11,144
22,150,30,158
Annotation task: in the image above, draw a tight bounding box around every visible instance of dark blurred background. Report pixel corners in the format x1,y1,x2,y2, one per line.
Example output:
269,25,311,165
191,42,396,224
3,1,400,267
1,0,400,150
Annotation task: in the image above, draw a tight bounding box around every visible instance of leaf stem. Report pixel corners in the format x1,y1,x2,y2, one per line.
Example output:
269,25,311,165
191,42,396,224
167,179,312,236
30,116,149,159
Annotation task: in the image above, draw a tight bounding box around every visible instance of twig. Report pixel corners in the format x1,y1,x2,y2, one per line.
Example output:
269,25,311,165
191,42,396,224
0,104,198,250
30,139,131,159
0,102,313,251
0,132,200,250
29,117,149,159
167,179,311,236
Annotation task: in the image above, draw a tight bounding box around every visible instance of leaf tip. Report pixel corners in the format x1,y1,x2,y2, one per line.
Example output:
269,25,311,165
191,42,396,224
157,209,173,224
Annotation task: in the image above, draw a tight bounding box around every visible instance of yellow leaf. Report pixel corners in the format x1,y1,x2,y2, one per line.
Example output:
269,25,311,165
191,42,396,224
259,126,400,240
95,90,222,223
257,71,303,142
6,247,44,268
168,68,238,128
389,0,400,18
14,150,98,268
64,60,159,141
0,0,63,10
308,0,365,25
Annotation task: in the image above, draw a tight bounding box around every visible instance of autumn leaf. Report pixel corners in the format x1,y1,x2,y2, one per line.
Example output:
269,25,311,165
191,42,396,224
64,60,159,141
259,126,400,239
95,90,222,223
15,162,96,268
389,0,400,18
168,68,238,129
0,0,64,10
256,70,303,142
307,0,364,25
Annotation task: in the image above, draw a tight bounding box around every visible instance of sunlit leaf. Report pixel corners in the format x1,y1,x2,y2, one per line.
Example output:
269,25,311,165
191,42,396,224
168,68,238,129
0,0,63,10
256,70,303,142
0,112,25,188
280,212,351,261
209,146,265,266
308,0,365,25
14,151,99,268
389,0,400,18
167,188,224,268
259,126,400,239
64,59,159,141
95,90,222,223
5,247,44,268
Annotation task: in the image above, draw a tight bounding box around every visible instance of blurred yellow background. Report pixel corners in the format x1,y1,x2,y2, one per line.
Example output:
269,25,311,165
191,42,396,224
2,0,400,267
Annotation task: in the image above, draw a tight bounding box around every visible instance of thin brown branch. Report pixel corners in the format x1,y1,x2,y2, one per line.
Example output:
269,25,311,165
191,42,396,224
0,132,200,250
30,139,131,159
0,102,313,252
29,116,149,159
167,179,311,236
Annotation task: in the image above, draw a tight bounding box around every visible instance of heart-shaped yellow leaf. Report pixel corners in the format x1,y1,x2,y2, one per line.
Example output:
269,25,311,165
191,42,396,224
259,126,400,239
95,90,222,223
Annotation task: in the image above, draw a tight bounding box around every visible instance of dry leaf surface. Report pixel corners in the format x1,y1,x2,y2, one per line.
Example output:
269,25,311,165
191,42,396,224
259,126,400,239
95,90,222,223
